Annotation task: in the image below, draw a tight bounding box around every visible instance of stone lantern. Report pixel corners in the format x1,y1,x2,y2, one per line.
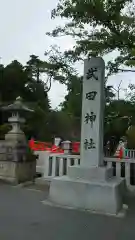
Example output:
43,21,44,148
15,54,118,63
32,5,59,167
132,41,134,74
0,97,36,184
3,97,33,144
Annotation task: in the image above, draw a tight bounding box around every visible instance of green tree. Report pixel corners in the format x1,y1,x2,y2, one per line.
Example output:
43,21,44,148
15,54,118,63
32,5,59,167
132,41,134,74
46,0,135,76
61,76,82,118
127,126,135,148
47,110,74,140
26,55,42,82
25,54,59,92
104,99,135,144
0,57,51,141
44,0,135,146
125,84,135,102
1,60,27,102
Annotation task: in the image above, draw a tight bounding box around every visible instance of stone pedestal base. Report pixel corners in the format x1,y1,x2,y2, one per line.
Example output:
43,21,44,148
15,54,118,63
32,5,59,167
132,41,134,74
0,160,36,184
68,165,113,181
49,166,125,215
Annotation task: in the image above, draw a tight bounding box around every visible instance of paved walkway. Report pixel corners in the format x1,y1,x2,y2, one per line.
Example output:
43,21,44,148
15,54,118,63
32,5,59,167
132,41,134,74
0,183,135,240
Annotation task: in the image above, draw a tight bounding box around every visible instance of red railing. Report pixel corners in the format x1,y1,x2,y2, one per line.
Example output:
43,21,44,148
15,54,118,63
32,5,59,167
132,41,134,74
29,139,80,154
29,139,64,153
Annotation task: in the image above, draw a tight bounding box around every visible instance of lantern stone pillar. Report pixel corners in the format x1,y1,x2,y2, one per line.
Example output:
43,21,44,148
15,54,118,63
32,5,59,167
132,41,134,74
0,97,36,184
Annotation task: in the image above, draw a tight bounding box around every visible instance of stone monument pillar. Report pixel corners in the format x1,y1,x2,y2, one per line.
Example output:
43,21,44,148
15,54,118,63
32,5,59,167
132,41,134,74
80,58,104,167
48,58,125,216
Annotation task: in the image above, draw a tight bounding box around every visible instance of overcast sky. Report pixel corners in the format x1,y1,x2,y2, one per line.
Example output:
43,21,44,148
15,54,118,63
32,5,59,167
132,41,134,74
0,0,135,108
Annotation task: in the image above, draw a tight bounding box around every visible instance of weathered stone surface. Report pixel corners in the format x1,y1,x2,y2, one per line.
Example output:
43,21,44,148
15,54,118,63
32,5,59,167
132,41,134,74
68,165,113,181
48,57,125,216
80,57,105,167
49,176,125,215
0,160,36,184
0,97,36,184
